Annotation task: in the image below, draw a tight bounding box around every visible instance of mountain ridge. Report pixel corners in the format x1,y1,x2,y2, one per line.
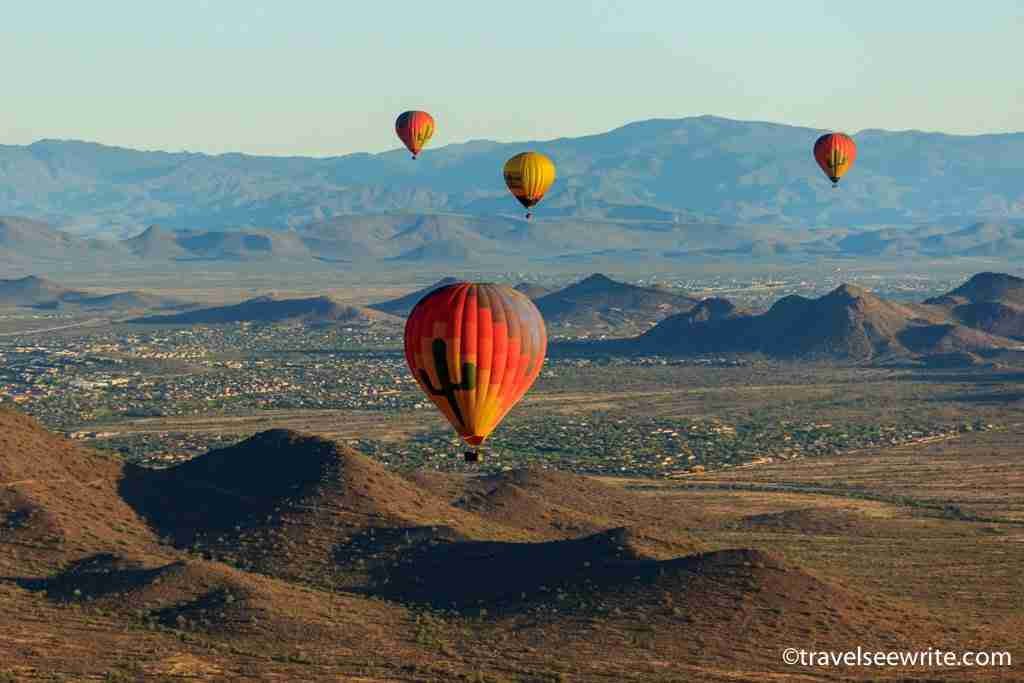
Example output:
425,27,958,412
564,276,1024,361
129,294,388,325
3,116,1024,238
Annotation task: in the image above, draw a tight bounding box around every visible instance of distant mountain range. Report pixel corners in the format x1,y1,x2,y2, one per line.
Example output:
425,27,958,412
0,275,193,311
1,116,1022,241
130,294,389,325
7,212,1024,273
8,272,690,333
11,271,1024,363
367,274,694,335
560,272,1024,363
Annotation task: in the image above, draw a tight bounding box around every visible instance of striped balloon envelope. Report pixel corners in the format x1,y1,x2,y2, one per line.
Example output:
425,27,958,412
813,132,857,187
404,282,547,452
395,110,435,159
503,151,556,219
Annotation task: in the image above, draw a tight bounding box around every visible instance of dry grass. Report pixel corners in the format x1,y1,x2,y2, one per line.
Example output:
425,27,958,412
2,407,1023,680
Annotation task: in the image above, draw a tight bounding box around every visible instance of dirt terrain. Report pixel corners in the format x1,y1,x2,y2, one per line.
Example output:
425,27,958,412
2,406,1022,681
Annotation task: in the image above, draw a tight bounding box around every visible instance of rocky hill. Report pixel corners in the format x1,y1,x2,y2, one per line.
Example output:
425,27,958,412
0,408,1006,680
130,294,384,325
534,273,698,336
632,282,1018,361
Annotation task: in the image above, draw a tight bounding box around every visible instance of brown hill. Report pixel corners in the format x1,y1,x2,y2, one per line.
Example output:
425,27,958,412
373,539,959,677
370,526,657,608
410,467,704,567
633,283,1014,361
367,276,460,316
18,552,376,641
754,285,924,359
642,297,743,336
128,294,383,325
124,225,313,261
535,273,698,336
0,408,160,573
298,213,515,261
34,289,195,312
0,408,1004,680
0,275,194,311
730,507,907,537
123,225,191,260
497,547,961,677
119,429,506,589
121,436,703,592
927,272,1024,306
926,273,1024,339
0,216,124,267
389,238,483,263
0,411,442,678
0,275,86,306
945,302,1024,339
513,282,552,299
898,323,1019,355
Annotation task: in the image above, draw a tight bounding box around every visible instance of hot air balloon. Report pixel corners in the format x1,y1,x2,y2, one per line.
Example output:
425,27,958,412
395,110,435,159
813,133,857,187
404,282,547,462
503,152,556,219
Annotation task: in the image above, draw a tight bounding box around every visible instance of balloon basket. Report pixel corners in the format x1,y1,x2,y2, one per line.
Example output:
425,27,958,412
464,450,482,463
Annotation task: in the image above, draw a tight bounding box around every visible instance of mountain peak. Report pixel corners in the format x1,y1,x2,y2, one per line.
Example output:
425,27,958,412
825,283,873,301
833,283,868,296
957,272,1024,301
15,275,51,285
129,293,373,325
0,275,71,304
137,225,169,238
535,273,698,334
689,297,738,319
579,273,615,286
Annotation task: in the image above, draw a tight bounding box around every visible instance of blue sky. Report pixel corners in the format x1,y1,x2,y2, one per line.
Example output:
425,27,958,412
2,1,1021,155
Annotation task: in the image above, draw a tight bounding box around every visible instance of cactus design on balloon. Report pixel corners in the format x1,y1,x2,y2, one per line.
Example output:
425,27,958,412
418,338,477,428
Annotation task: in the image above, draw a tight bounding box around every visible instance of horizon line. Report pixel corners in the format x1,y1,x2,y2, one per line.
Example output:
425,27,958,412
3,114,1022,161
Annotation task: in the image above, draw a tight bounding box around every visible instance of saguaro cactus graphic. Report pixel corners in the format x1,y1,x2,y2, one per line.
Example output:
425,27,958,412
828,148,848,185
418,338,477,428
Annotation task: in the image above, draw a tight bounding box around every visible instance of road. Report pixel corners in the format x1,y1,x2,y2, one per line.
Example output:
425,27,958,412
0,317,119,337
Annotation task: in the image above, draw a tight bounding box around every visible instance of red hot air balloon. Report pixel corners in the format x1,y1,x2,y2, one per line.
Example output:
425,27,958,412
813,133,857,187
395,110,435,159
404,282,547,462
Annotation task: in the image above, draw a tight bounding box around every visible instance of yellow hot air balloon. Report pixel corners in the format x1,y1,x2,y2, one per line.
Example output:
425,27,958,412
503,152,556,219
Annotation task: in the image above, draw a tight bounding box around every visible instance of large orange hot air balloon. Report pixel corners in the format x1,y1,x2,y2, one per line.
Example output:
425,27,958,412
503,152,556,219
395,110,435,159
813,133,857,187
404,282,547,462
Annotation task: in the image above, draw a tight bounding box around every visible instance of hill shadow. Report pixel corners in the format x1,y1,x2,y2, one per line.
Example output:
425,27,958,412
366,527,675,611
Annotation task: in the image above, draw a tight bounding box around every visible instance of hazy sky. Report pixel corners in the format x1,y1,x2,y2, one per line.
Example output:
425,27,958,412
2,1,1021,156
